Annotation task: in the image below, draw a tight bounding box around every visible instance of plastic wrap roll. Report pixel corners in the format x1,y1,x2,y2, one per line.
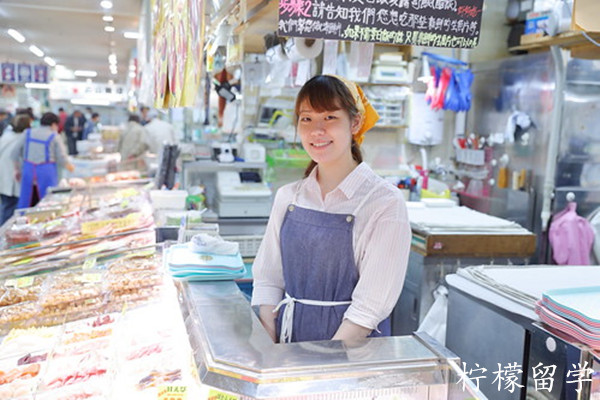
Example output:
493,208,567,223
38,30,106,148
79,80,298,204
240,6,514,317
265,44,287,64
284,38,323,61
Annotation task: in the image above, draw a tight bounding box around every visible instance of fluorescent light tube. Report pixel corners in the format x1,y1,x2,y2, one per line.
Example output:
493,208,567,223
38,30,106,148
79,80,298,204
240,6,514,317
29,45,44,57
7,29,25,43
74,70,98,77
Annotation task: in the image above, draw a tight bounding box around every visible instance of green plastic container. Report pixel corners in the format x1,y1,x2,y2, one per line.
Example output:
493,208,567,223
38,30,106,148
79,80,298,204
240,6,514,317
266,149,311,169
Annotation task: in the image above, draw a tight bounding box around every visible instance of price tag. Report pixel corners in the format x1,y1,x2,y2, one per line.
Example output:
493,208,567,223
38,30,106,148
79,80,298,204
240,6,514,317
82,257,97,270
5,277,34,288
81,212,141,234
77,273,102,284
118,188,139,198
158,385,188,400
207,389,239,400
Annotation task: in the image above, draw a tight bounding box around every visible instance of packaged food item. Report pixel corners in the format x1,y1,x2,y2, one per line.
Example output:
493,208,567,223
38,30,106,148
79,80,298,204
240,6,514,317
0,276,44,307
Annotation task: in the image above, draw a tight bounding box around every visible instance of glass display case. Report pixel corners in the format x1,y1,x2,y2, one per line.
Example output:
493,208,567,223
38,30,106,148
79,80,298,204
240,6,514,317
180,280,488,399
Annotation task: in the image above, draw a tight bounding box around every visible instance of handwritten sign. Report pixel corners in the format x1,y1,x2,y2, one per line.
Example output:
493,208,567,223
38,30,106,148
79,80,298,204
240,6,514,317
158,385,187,400
207,389,239,400
278,0,484,48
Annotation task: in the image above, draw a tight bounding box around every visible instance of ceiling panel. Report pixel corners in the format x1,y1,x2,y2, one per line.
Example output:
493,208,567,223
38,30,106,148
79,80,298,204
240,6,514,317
0,0,142,83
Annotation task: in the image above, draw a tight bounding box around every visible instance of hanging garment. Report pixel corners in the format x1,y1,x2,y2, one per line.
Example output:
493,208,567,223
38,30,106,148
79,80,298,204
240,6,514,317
17,129,58,209
588,206,600,264
274,182,390,343
549,202,595,265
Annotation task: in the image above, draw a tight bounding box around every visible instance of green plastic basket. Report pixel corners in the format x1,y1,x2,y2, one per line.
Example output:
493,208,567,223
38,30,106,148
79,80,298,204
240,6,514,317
266,149,311,168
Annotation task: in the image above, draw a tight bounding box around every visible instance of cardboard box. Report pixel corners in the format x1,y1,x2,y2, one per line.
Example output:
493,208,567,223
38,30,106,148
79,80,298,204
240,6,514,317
525,11,552,35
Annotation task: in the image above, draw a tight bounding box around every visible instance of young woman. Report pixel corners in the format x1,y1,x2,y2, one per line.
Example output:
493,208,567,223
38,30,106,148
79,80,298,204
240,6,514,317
251,75,411,343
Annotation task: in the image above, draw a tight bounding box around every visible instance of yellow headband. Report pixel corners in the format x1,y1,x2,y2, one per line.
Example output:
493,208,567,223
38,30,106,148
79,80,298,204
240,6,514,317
327,75,379,145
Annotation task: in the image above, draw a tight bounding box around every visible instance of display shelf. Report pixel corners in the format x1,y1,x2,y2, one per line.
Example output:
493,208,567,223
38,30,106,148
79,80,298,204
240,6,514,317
509,31,600,53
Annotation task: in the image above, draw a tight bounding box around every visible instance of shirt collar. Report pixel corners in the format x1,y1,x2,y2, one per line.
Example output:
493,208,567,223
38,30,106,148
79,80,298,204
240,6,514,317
305,162,371,200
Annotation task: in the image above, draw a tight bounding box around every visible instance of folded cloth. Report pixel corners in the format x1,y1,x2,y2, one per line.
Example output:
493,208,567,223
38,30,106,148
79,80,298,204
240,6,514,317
189,233,239,255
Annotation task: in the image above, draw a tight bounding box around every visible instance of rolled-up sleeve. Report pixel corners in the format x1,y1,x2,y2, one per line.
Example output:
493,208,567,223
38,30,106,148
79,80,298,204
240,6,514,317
344,198,411,330
251,185,295,306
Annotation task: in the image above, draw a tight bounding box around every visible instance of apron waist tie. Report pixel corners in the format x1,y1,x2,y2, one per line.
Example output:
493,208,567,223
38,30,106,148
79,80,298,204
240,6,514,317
273,293,352,343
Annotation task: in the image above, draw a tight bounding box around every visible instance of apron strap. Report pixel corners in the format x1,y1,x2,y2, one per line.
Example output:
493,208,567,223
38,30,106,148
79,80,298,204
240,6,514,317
23,128,31,160
274,293,352,343
44,133,55,162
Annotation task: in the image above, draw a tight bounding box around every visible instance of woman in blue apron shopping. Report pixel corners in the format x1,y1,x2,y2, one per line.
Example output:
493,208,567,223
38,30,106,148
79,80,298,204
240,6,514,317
12,112,74,208
251,75,411,343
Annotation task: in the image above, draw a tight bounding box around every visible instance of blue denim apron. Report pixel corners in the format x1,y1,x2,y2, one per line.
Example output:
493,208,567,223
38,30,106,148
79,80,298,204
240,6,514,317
17,129,58,209
274,180,391,343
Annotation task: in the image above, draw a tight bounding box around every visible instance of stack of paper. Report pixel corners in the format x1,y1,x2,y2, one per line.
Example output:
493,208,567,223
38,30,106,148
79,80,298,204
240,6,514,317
536,286,600,350
166,244,245,281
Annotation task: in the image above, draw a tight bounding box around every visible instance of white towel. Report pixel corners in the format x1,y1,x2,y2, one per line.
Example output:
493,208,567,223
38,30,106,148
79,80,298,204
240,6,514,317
189,233,239,255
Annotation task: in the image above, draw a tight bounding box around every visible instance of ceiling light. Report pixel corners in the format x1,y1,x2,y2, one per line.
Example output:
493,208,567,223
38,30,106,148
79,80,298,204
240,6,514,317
74,70,98,77
110,70,118,75
71,98,111,106
128,71,136,78
104,26,115,33
25,83,51,89
100,1,113,10
7,29,25,43
43,57,56,67
129,64,136,71
29,45,44,57
108,54,117,64
102,15,114,22
123,31,141,39
55,64,67,70
108,79,114,85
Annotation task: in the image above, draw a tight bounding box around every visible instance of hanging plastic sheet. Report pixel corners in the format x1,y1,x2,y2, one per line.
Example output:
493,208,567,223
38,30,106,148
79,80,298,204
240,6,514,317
421,52,474,113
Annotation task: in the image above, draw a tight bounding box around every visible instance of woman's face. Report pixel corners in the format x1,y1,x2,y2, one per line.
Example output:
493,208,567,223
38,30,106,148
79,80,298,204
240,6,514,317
297,99,360,168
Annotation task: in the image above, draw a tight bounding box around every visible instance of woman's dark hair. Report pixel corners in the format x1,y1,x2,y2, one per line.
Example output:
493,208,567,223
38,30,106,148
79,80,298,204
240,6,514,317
40,112,59,127
11,114,31,133
294,75,363,177
128,114,141,123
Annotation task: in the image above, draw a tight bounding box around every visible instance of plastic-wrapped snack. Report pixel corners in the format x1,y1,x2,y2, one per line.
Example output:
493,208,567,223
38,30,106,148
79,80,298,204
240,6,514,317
40,351,109,390
61,327,113,346
39,270,108,322
52,337,111,359
106,285,164,312
0,276,45,307
107,255,161,274
0,326,61,359
0,301,38,326
106,270,163,292
35,377,107,400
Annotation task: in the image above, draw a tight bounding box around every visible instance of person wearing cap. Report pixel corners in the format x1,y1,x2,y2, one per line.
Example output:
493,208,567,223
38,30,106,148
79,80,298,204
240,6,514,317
251,75,411,343
143,109,178,154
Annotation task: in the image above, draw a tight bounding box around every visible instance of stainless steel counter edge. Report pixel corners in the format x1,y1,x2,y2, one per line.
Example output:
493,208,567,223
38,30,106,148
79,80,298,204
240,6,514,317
178,280,469,398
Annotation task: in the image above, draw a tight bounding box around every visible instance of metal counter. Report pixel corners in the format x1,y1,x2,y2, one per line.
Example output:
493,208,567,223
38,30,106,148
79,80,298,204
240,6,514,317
179,280,488,399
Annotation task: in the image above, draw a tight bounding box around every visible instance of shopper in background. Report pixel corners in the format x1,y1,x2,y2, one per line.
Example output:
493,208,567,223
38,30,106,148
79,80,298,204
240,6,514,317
64,109,86,155
143,109,178,154
0,108,11,137
118,114,149,171
83,112,101,140
12,112,74,208
57,107,68,133
140,106,150,125
84,106,93,122
251,75,411,343
0,114,31,224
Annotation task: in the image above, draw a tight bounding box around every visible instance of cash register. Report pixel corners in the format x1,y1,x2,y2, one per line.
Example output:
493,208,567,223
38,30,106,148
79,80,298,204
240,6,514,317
215,171,272,218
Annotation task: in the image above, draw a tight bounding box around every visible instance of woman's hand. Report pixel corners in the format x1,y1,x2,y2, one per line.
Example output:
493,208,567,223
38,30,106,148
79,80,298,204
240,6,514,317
332,319,372,341
259,305,278,343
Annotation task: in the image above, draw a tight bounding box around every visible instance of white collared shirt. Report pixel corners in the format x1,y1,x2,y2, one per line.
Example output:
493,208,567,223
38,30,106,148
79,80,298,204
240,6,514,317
251,162,411,331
